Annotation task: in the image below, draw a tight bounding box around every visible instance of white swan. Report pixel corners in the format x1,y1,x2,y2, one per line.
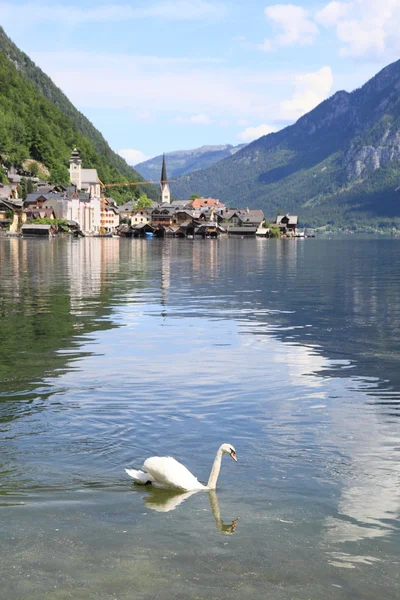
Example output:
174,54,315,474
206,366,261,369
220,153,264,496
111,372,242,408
125,443,237,491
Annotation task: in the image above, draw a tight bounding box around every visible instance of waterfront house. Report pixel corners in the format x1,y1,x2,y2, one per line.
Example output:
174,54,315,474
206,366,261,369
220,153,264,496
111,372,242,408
119,200,137,220
227,226,258,236
256,225,270,237
151,206,176,227
275,214,298,236
21,224,56,237
131,209,152,227
222,209,243,226
131,223,155,237
101,202,120,233
240,209,265,228
174,210,196,225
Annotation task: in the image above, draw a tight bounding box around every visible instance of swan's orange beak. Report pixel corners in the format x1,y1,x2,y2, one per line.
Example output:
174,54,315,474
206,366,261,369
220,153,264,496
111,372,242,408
230,451,237,462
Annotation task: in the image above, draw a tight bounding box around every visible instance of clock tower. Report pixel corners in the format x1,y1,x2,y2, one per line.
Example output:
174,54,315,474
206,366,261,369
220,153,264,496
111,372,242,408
69,148,82,190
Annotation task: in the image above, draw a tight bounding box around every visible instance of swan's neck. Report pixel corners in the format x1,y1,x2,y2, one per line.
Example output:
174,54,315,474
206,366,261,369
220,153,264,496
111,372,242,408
207,447,223,489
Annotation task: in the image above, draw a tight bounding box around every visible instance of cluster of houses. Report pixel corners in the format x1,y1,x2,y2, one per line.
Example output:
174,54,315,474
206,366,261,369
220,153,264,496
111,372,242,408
0,150,299,238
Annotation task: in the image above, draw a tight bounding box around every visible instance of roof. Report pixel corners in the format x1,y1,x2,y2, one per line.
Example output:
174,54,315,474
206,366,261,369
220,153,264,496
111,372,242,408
190,197,225,209
170,200,190,208
276,214,298,225
104,205,119,214
0,198,23,209
227,226,258,234
152,206,176,216
24,208,54,218
70,148,81,160
117,224,131,233
119,201,136,212
132,208,151,215
21,224,53,230
81,169,99,184
132,222,155,231
161,154,168,183
25,193,54,204
240,210,265,225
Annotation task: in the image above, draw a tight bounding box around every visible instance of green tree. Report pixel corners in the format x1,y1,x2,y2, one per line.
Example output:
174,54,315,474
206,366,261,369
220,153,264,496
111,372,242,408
29,162,39,177
269,225,281,238
19,177,28,200
190,193,200,200
136,194,152,209
27,178,34,194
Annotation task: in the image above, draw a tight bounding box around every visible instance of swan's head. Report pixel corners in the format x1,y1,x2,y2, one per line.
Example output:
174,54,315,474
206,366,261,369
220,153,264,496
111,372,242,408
221,443,237,462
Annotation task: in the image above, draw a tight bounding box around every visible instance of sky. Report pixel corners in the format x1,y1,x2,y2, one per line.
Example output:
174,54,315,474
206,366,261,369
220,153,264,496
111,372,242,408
2,0,400,165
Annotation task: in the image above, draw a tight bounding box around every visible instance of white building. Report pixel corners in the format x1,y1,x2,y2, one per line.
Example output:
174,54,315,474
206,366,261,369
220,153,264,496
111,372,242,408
131,209,152,227
67,149,119,234
69,148,101,199
66,194,101,234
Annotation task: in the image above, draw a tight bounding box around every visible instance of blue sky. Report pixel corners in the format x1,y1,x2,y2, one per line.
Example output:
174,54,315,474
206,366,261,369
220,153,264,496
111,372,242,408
2,0,400,165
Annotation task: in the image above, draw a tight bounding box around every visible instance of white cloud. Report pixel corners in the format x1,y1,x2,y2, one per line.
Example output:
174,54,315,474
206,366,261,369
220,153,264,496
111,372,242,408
315,1,349,27
174,114,213,125
280,66,333,120
316,0,400,58
118,149,153,166
238,124,278,142
258,4,318,51
0,1,226,25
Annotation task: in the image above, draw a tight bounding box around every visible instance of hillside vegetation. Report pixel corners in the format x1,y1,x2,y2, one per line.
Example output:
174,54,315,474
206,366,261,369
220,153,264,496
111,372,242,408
0,27,157,202
172,60,400,228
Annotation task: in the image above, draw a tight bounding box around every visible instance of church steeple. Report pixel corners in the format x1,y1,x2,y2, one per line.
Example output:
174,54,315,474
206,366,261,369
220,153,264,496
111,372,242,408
160,153,170,205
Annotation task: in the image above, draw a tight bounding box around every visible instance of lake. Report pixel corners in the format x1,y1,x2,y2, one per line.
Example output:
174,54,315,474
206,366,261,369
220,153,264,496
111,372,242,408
0,236,399,600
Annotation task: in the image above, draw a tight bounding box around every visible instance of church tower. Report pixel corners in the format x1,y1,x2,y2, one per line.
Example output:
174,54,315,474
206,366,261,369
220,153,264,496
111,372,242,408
69,148,82,190
160,154,170,205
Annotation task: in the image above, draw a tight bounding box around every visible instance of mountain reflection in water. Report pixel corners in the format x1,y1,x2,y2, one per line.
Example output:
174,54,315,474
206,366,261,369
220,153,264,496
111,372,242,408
0,236,399,599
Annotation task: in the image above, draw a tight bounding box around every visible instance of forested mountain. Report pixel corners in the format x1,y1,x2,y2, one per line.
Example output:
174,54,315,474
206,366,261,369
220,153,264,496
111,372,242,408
172,60,400,227
0,27,156,202
136,144,246,181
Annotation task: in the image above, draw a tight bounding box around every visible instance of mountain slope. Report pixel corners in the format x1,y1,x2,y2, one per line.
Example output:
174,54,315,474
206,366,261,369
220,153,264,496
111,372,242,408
172,60,400,227
0,27,157,201
135,144,246,181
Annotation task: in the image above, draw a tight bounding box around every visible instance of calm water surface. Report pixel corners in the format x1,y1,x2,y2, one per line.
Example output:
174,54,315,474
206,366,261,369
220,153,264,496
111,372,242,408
0,237,399,599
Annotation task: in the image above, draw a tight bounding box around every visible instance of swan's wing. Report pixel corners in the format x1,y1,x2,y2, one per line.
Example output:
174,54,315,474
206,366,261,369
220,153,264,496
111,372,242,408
143,456,205,491
125,468,154,484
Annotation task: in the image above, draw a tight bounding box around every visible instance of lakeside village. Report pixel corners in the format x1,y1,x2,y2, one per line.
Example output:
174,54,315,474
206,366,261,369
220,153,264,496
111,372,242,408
0,149,303,240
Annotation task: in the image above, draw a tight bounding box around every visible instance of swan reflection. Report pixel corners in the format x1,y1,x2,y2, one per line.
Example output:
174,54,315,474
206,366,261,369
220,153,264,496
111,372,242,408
137,488,239,534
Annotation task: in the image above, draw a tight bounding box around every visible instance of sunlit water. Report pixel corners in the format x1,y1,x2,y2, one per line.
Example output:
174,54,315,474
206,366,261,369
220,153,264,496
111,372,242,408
0,237,399,600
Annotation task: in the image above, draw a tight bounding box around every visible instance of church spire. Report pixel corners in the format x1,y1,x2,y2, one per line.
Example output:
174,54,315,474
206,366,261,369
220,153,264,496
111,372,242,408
161,153,168,183
160,153,170,204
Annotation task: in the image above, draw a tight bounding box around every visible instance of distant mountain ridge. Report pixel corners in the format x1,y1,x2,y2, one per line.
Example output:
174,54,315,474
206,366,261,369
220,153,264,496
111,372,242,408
171,59,400,227
0,27,157,202
135,144,246,181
